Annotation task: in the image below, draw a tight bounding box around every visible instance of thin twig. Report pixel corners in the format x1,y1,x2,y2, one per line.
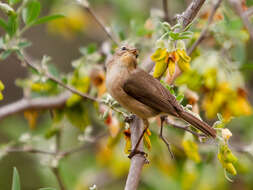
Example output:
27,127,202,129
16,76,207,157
180,0,207,28
229,0,253,40
188,0,223,55
21,54,99,102
162,0,170,22
77,1,119,45
165,118,206,139
52,167,66,190
6,147,57,155
244,7,253,18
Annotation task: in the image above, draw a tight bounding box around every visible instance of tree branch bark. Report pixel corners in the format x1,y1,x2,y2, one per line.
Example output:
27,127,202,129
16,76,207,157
0,92,70,120
124,117,146,190
229,0,253,40
187,0,222,55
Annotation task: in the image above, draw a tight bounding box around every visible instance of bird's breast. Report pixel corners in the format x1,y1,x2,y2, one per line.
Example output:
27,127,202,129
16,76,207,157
106,65,159,118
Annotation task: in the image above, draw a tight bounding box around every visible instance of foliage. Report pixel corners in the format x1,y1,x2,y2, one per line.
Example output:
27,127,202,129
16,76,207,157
0,0,253,189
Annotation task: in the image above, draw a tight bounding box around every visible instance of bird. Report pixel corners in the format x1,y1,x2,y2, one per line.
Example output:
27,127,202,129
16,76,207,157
105,45,216,158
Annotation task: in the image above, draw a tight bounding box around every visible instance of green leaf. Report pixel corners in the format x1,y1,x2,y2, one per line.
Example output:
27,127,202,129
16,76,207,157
0,2,15,14
176,94,184,103
38,188,56,190
18,41,32,48
31,14,64,26
217,113,223,121
7,14,18,37
0,50,12,60
0,18,8,31
22,0,41,25
12,167,21,190
8,0,21,6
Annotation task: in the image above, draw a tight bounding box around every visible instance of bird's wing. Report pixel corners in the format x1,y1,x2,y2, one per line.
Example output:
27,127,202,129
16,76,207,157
123,68,182,116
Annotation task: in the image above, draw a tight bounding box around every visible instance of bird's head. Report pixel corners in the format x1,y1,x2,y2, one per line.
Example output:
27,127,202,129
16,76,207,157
106,45,139,69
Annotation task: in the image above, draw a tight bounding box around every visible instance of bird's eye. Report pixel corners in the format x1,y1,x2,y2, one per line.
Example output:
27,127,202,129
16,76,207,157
121,46,127,51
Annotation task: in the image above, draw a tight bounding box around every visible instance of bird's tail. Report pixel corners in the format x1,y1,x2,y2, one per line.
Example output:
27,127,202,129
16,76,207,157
178,110,216,138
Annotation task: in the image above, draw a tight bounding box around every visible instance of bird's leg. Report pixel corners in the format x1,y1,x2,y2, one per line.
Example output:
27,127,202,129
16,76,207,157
159,116,174,159
124,114,136,123
128,119,148,159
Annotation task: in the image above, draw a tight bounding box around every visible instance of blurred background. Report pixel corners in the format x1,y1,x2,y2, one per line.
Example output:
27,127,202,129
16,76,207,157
1,0,253,189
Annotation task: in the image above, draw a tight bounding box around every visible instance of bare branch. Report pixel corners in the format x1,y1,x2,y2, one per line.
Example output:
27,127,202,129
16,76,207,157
229,0,253,40
21,53,99,102
52,167,66,190
188,0,223,55
165,118,206,139
0,92,70,120
162,0,170,22
180,0,207,28
125,117,147,190
244,7,253,18
77,1,119,45
6,147,57,155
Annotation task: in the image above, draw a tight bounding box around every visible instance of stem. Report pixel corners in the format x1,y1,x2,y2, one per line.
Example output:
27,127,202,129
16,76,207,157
162,0,170,22
52,167,66,190
124,117,146,190
188,0,223,55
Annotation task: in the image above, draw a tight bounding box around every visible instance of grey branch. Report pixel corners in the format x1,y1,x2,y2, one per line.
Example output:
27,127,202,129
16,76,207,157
181,0,207,28
229,0,253,40
124,117,147,190
0,92,70,120
162,0,170,22
188,0,223,55
21,54,99,102
244,7,253,18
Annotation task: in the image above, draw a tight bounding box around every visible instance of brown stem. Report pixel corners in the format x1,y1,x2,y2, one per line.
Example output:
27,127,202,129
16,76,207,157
162,0,170,22
0,92,70,121
124,117,146,190
229,0,253,40
181,0,207,28
52,167,66,190
21,53,99,102
188,0,223,55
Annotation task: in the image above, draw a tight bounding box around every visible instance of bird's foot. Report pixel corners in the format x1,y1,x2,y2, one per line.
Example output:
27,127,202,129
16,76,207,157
124,114,136,123
128,149,147,159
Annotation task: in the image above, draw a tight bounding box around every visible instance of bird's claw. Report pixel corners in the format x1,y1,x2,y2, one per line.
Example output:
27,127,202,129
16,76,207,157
124,114,135,123
128,149,147,159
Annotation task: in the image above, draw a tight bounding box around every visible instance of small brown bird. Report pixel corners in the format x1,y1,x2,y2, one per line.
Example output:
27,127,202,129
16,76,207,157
106,46,216,157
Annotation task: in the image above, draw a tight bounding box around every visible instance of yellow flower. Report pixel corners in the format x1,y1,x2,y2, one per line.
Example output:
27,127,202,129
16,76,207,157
182,133,201,163
177,49,191,72
221,128,232,141
24,110,39,129
124,129,131,154
143,128,152,150
48,6,88,39
0,80,4,100
151,48,169,78
218,144,237,176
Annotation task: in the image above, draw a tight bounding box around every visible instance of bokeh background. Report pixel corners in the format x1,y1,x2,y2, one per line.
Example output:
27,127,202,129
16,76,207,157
1,0,253,189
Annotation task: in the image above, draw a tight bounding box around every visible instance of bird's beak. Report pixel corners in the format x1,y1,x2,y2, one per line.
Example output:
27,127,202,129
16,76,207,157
130,48,139,58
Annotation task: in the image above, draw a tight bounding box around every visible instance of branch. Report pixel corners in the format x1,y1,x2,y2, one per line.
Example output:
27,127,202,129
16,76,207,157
180,0,207,28
244,7,253,18
6,147,57,155
124,117,147,190
52,167,66,190
162,0,170,22
21,53,99,102
165,118,206,139
0,92,70,120
77,0,119,45
229,0,253,40
187,0,223,55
